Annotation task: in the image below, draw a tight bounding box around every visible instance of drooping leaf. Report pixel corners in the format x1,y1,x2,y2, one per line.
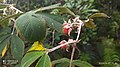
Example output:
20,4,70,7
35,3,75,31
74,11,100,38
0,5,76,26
89,13,109,18
28,41,46,52
16,11,46,42
72,60,93,67
10,34,24,62
84,19,96,28
35,54,51,67
21,51,46,67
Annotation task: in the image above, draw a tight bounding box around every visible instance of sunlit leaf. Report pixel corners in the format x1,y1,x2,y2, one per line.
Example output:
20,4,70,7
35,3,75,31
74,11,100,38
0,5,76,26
2,45,7,57
35,54,51,67
21,51,46,67
89,13,109,18
28,41,46,52
84,19,96,28
10,34,24,62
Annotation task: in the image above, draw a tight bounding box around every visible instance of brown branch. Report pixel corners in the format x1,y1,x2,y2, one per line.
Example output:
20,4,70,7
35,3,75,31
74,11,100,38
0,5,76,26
52,30,55,46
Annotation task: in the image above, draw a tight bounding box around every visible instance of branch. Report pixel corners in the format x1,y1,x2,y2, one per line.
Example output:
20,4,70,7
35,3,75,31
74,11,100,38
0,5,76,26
52,30,55,46
69,44,76,67
11,18,16,35
69,24,82,67
47,40,80,53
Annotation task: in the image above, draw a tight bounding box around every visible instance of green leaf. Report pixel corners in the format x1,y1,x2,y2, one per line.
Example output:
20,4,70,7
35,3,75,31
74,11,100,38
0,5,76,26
34,13,64,33
21,51,46,67
36,54,51,67
89,13,109,18
52,58,70,67
10,34,24,62
0,29,10,53
56,62,69,67
16,11,65,42
52,58,69,65
15,63,21,67
72,60,93,67
84,19,96,28
0,27,11,36
16,12,46,42
0,35,10,54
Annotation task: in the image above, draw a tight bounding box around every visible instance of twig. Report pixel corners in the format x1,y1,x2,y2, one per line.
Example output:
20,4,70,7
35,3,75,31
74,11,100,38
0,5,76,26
11,18,16,35
69,44,76,67
75,46,81,58
52,30,55,46
69,24,82,67
76,26,81,41
47,40,79,53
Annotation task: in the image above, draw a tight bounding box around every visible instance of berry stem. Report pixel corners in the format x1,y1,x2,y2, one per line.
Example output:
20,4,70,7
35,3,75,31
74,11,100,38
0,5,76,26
69,24,82,67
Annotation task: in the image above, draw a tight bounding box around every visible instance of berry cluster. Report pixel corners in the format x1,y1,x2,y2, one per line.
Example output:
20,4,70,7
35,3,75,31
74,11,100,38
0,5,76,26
60,17,84,49
63,17,84,36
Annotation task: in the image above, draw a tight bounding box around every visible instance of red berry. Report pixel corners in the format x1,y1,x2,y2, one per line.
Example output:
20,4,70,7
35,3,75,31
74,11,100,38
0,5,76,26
63,28,69,35
61,45,67,49
59,40,67,49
